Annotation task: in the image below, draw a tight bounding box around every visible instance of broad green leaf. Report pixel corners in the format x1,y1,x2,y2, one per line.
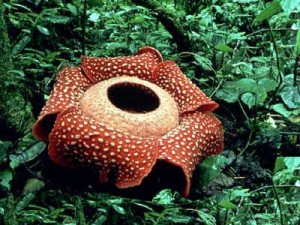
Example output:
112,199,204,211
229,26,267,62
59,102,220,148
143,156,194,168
241,92,256,109
215,87,239,103
271,103,292,117
215,43,233,53
284,157,300,171
258,78,278,92
280,0,300,16
218,200,237,209
274,157,300,173
274,157,285,173
279,85,300,109
254,66,270,79
236,78,267,104
197,155,228,187
9,141,46,169
255,1,281,24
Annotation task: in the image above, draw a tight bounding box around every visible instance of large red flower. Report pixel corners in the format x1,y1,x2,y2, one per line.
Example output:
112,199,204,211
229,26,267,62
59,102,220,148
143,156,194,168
33,47,223,197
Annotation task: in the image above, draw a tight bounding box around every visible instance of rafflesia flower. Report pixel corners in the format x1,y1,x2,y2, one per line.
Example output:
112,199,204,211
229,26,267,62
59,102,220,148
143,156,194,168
33,47,223,197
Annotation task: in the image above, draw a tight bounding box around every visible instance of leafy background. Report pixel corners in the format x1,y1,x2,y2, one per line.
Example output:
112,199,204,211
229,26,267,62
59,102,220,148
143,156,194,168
0,0,299,224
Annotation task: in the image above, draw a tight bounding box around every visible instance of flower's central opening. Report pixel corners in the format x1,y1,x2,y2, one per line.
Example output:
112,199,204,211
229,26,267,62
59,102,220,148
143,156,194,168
107,82,160,113
80,76,179,137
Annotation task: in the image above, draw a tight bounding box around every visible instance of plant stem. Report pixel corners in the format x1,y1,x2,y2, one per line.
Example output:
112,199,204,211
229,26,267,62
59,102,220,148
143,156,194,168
270,175,284,225
293,55,300,87
268,22,283,87
81,0,88,55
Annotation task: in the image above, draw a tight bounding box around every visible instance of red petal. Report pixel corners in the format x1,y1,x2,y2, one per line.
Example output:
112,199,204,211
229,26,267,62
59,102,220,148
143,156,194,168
48,106,158,188
33,67,92,141
152,61,219,114
157,111,223,197
81,47,163,82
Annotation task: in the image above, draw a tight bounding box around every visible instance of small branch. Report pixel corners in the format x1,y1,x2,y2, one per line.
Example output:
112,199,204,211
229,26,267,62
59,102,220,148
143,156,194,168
81,0,88,55
251,184,300,193
293,55,300,87
270,175,284,225
268,22,283,87
246,28,293,37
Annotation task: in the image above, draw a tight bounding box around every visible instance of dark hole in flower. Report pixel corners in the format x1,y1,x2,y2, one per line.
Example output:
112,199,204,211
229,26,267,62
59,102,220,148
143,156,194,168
39,114,57,138
107,82,160,113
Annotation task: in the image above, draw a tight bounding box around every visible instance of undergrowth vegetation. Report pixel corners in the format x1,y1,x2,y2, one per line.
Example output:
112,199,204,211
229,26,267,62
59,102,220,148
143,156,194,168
0,0,299,224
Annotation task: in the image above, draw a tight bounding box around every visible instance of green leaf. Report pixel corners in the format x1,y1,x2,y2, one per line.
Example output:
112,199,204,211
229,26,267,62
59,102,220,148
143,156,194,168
152,189,175,205
9,141,46,169
196,210,216,225
258,78,278,92
165,208,192,223
67,3,78,16
36,25,49,35
89,12,100,22
241,92,256,109
45,15,71,24
279,85,300,109
92,215,107,225
194,55,213,71
22,178,45,195
274,157,300,173
236,78,267,104
274,157,285,173
12,36,31,55
280,0,300,16
112,205,126,215
197,155,228,188
218,200,237,209
0,170,13,190
284,157,300,171
271,103,292,117
16,193,35,212
255,1,281,24
215,87,239,103
215,43,233,53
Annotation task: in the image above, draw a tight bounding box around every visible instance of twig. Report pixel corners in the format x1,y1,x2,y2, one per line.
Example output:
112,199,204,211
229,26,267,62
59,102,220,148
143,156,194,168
238,100,249,120
81,0,87,56
210,79,224,98
268,22,283,89
270,174,284,225
251,184,300,194
293,55,300,87
247,28,293,37
236,130,253,159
